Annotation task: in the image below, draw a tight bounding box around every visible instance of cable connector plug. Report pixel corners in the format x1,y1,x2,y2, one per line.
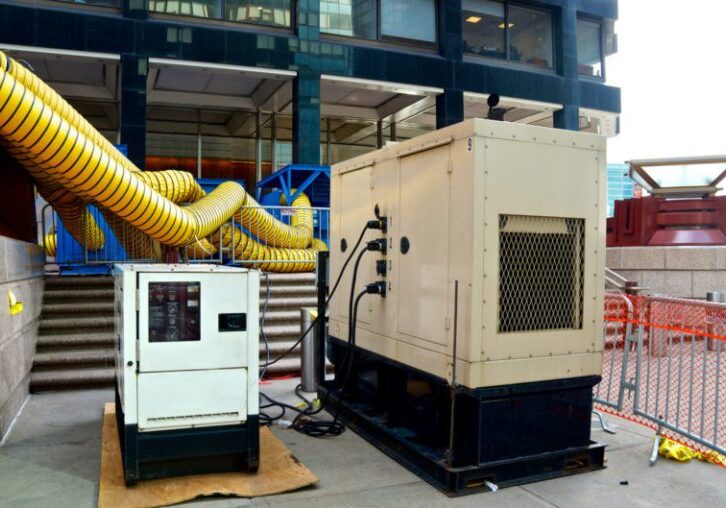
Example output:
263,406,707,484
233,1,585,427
365,281,387,298
366,238,387,255
366,217,387,233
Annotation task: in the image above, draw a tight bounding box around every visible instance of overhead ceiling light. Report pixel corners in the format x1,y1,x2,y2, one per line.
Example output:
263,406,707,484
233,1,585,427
465,16,482,23
498,22,515,29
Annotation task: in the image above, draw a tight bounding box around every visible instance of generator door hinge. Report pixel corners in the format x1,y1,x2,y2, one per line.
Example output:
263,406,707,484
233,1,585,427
447,161,453,173
135,289,140,312
445,317,452,330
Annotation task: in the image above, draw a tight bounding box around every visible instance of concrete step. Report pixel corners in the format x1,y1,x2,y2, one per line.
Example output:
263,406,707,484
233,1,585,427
259,338,301,355
41,302,114,317
265,296,318,309
263,356,302,375
262,285,316,296
262,324,301,339
263,272,316,284
36,332,116,350
39,316,114,333
261,309,303,325
44,276,113,288
30,367,115,392
43,288,114,302
33,348,115,368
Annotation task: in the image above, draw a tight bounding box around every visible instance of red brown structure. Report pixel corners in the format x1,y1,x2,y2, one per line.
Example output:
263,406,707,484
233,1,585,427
607,156,726,247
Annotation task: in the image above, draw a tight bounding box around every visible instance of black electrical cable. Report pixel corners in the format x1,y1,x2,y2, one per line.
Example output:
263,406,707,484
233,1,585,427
347,248,369,343
258,222,371,427
259,223,370,369
267,288,367,438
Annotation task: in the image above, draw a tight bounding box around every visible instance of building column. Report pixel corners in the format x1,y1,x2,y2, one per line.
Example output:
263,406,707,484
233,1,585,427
553,105,580,131
436,0,464,129
293,69,321,165
436,89,464,129
119,54,148,169
554,5,580,131
438,0,463,61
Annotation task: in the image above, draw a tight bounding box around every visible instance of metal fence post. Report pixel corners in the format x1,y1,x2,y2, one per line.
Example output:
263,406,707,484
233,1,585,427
707,292,725,352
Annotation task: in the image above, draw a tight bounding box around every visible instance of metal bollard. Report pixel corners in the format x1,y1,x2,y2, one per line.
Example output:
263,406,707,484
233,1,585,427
707,292,725,352
300,308,318,392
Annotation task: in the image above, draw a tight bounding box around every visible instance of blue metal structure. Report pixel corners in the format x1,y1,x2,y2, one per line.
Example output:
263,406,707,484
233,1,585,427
53,205,132,275
197,178,246,195
255,165,330,246
256,164,330,207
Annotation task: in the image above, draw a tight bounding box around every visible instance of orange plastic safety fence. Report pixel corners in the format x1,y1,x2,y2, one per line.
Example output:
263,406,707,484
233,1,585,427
597,293,726,466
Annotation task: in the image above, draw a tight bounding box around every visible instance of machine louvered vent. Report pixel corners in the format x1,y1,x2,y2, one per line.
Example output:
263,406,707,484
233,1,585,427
498,215,585,333
147,412,239,423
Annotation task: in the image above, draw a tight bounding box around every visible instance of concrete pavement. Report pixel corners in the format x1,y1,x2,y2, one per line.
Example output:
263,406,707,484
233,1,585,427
0,379,723,507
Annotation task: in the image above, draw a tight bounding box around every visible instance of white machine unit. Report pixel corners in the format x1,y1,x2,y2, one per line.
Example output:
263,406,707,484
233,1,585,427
113,263,259,484
323,119,607,493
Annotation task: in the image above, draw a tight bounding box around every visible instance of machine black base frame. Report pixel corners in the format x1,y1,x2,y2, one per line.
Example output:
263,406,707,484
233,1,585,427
114,384,259,485
321,337,605,496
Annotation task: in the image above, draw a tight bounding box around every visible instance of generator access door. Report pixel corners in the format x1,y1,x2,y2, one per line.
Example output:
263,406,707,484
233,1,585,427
137,271,250,372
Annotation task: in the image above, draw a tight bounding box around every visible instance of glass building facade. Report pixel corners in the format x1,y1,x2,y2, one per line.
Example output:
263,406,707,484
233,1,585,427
607,164,636,217
0,0,620,188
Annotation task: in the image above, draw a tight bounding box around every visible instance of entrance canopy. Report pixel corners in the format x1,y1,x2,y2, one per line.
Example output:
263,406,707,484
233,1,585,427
0,44,120,139
629,155,726,198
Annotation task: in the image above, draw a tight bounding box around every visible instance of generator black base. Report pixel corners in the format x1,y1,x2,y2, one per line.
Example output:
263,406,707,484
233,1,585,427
321,337,605,496
114,385,259,486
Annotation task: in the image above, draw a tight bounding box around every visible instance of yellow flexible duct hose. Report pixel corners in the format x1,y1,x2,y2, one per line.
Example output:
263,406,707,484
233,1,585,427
3,141,106,251
136,170,206,203
101,211,160,260
41,185,105,251
1,51,142,174
43,229,57,257
0,66,230,247
282,191,315,237
5,47,313,250
214,224,326,273
0,50,323,272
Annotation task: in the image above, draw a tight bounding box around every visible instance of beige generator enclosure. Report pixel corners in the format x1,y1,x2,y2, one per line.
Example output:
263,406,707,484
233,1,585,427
329,118,606,389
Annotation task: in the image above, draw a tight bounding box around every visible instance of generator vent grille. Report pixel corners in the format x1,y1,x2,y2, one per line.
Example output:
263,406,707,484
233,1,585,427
146,412,239,423
498,214,585,333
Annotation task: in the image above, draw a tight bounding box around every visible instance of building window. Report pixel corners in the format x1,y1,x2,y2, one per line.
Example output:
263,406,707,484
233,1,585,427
148,1,292,28
381,0,436,43
321,0,436,45
508,5,553,68
52,0,121,6
577,17,603,78
149,1,222,19
462,1,554,69
462,0,506,59
320,0,377,39
226,0,292,27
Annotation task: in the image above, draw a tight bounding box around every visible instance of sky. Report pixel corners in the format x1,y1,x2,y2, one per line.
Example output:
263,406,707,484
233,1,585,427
605,1,726,165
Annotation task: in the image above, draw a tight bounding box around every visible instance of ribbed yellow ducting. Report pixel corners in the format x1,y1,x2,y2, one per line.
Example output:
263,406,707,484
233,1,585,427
214,224,327,273
235,191,314,249
0,50,326,272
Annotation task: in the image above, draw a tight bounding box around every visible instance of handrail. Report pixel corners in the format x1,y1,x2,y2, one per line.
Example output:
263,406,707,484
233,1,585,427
605,267,648,294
